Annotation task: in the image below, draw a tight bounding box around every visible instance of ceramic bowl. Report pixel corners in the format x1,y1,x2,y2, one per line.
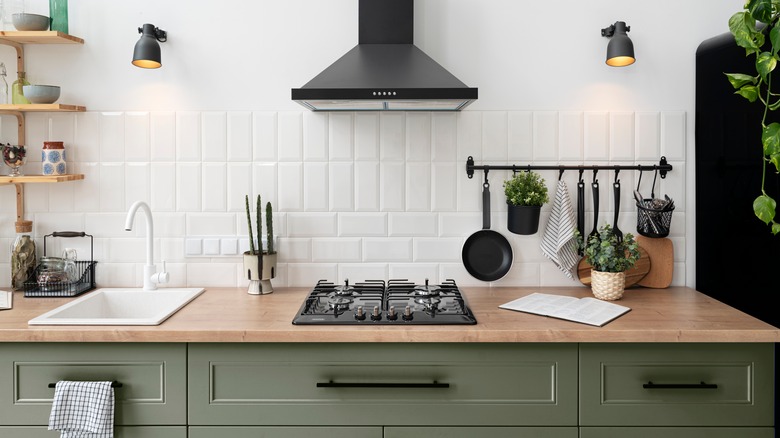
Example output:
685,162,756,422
12,13,50,31
22,85,60,104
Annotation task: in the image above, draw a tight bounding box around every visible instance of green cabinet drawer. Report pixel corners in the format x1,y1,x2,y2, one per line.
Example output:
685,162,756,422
189,343,578,426
0,343,187,426
580,427,774,438
189,427,382,438
579,343,774,426
384,427,578,438
0,426,187,438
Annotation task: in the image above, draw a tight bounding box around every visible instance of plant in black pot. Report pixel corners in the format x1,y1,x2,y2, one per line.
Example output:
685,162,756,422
503,170,549,235
576,224,640,301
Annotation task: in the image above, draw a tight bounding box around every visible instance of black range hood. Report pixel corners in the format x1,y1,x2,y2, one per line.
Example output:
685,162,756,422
292,0,477,111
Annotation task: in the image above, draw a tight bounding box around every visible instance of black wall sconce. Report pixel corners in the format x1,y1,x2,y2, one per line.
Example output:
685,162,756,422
601,21,634,67
132,23,167,69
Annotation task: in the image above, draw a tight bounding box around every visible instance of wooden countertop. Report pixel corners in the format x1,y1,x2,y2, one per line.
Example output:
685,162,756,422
1,287,778,343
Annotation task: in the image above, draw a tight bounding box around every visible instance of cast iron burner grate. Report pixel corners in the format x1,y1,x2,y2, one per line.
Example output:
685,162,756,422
292,279,477,325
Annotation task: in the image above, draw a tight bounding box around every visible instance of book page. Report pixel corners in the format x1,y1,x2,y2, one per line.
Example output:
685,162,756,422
0,290,11,310
499,293,581,316
549,297,630,326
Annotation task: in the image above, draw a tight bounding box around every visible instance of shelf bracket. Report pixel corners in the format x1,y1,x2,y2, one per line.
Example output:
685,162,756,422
13,183,31,233
5,110,25,146
0,39,24,76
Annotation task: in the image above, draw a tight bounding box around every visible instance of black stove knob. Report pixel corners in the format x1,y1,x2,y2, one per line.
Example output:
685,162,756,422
371,306,382,321
402,305,413,321
387,306,398,320
355,306,366,321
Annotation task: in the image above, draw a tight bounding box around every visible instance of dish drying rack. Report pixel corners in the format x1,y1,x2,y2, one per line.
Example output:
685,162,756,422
23,231,97,298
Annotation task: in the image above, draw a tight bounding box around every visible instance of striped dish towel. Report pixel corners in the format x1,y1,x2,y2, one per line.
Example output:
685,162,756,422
540,180,580,279
48,381,114,438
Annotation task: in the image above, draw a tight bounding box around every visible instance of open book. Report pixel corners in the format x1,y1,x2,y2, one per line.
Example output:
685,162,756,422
0,290,12,310
499,292,630,327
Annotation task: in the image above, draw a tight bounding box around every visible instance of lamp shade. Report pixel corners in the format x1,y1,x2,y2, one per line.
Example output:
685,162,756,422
132,23,163,69
603,21,635,67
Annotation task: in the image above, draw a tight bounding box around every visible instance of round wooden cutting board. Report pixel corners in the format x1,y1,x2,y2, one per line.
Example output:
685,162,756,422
577,246,650,288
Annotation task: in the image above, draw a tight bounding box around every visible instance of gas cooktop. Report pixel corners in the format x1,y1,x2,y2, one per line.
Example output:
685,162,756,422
291,279,477,325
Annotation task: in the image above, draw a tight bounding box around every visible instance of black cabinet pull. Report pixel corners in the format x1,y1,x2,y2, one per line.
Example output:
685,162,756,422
317,380,449,388
48,381,123,388
643,381,717,389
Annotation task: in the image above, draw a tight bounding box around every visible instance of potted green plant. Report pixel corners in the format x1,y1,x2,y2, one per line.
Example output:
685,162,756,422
244,194,276,295
576,224,640,301
503,170,549,235
724,1,780,235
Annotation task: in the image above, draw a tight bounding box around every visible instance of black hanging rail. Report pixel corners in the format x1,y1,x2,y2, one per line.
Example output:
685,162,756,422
466,156,672,179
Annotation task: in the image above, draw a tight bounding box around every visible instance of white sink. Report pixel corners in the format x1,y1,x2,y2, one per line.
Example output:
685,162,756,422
28,288,205,326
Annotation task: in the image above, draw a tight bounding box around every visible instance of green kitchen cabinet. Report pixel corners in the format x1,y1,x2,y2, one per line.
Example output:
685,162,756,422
383,427,578,438
579,427,774,438
0,426,187,437
0,343,187,426
188,427,382,438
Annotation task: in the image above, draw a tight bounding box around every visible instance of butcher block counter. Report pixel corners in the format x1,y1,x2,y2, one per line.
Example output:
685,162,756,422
0,286,778,342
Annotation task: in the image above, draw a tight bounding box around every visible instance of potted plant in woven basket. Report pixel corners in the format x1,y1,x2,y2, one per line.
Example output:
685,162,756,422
503,170,549,235
244,195,276,295
576,224,640,301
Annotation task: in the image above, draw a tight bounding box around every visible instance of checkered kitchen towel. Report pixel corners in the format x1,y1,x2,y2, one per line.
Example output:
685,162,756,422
48,381,114,438
540,180,579,279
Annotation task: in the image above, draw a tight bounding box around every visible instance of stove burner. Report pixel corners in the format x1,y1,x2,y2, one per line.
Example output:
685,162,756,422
292,278,477,325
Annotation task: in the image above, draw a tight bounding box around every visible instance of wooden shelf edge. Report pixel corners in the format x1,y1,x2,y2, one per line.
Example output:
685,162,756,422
0,174,84,184
0,31,84,44
0,104,86,112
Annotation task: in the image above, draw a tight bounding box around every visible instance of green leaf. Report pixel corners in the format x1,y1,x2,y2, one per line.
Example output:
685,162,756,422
754,194,777,224
772,222,780,234
756,52,777,81
749,0,774,23
769,152,780,171
725,72,758,89
772,26,780,55
736,85,760,102
762,122,780,155
730,11,762,54
769,98,780,110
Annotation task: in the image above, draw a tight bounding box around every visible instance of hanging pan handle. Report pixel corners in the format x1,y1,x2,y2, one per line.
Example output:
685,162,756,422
482,171,491,230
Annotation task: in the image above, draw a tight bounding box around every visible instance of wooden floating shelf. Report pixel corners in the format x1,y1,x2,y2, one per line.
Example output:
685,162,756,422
0,31,83,44
0,104,86,112
0,174,84,184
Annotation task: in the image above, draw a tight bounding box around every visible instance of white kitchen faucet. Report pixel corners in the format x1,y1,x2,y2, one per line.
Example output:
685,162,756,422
125,201,169,291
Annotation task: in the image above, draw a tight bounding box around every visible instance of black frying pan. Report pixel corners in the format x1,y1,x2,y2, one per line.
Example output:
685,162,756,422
462,178,513,281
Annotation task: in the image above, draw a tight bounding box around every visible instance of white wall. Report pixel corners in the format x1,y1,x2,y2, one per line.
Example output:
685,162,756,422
0,0,741,289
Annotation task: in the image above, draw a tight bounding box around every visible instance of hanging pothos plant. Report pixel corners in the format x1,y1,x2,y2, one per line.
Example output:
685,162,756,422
725,0,780,235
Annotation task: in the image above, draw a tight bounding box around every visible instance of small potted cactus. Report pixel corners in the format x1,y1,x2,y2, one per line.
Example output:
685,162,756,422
243,194,276,295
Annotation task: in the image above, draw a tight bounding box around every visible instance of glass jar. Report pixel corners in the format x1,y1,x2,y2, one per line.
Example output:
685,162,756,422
42,141,66,175
10,227,36,291
11,71,29,105
48,0,68,34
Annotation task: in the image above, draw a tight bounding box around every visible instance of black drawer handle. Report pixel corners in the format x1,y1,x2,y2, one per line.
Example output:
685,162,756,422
643,381,717,389
317,380,449,388
48,381,123,388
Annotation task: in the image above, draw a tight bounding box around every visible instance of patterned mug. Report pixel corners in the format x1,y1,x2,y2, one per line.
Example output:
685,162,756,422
42,141,66,175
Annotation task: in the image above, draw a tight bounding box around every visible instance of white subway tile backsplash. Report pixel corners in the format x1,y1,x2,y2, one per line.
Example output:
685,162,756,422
661,111,686,161
278,162,303,211
380,112,406,161
99,163,124,212
508,111,533,161
48,179,75,212
304,112,328,161
440,213,481,237
439,263,483,287
221,238,238,256
85,213,129,238
389,213,437,236
287,263,338,287
491,263,540,287
49,113,75,149
456,168,481,212
405,163,431,211
96,263,138,288
252,163,278,211
185,238,202,256
176,112,202,161
609,112,634,161
533,112,558,161
73,162,100,212
33,213,85,237
75,112,100,162
150,163,176,212
202,163,227,212
414,237,462,262
338,213,387,237
277,238,312,262
202,112,227,161
278,112,303,161
339,264,388,282
99,112,125,162
253,112,277,161
584,112,609,160
389,264,439,282
124,112,150,162
303,162,328,211
187,213,237,236
312,238,361,262
150,112,176,162
186,263,237,287
176,163,202,211
635,112,660,161
406,112,431,162
432,163,457,212
25,113,47,160
539,263,583,287
355,113,379,160
558,111,583,161
107,238,147,263
227,163,252,212
227,112,252,162
329,113,353,161
329,162,354,211
380,162,405,211
124,163,150,209
363,238,413,262
659,160,685,212
482,111,508,161
153,213,186,238
432,113,457,162
203,238,220,255
457,111,482,162
672,262,686,286
287,213,338,237
355,161,379,211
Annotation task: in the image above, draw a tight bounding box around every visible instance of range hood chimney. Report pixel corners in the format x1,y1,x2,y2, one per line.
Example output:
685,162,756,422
291,0,478,111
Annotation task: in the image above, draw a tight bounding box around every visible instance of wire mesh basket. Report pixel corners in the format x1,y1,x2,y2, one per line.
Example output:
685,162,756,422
23,232,97,298
636,200,675,238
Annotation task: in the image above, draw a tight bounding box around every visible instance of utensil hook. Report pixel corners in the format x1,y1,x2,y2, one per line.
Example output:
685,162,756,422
636,169,643,192
614,168,620,184
483,168,490,185
592,168,598,183
651,168,658,199
578,168,584,184
558,168,565,181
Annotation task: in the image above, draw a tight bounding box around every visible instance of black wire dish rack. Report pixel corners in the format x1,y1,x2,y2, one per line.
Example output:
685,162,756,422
23,232,97,298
